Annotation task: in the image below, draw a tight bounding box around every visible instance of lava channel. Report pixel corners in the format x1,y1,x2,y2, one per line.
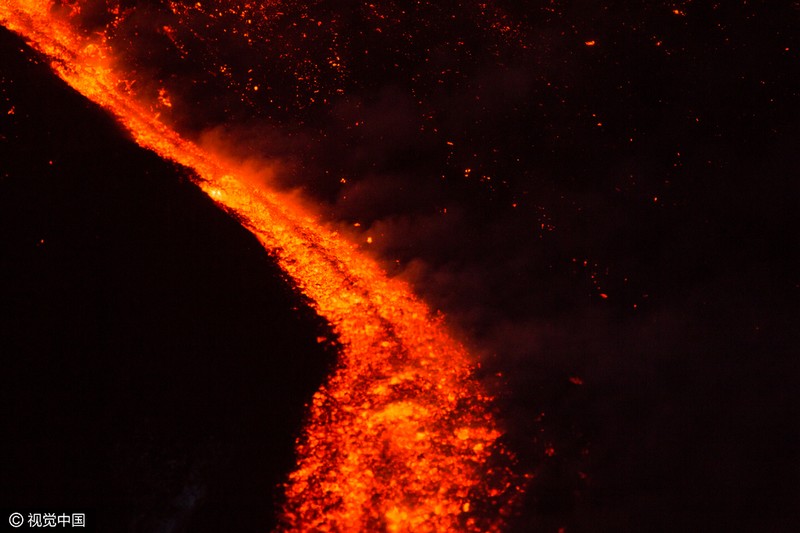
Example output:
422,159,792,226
0,2,524,531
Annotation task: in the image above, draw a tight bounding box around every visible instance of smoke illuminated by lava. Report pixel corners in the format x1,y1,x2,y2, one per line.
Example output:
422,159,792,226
1,1,524,530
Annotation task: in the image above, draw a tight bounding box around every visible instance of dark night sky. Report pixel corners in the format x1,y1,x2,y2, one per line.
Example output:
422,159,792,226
1,1,799,532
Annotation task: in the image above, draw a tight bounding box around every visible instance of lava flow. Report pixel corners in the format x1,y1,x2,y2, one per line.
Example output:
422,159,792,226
1,1,523,530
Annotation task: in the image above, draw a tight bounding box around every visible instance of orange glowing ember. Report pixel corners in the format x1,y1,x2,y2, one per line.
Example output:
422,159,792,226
1,2,523,530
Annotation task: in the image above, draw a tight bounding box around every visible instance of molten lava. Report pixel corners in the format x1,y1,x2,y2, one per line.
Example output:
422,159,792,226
1,2,522,530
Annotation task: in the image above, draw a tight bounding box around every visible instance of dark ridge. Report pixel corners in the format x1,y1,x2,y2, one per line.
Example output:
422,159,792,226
0,28,335,532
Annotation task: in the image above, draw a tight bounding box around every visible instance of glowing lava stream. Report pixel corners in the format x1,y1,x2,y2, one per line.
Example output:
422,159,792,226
2,2,520,531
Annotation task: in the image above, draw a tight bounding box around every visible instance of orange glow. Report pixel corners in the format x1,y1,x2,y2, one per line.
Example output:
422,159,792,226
1,1,523,531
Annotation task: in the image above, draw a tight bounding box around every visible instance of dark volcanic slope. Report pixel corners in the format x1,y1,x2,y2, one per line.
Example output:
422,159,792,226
0,29,335,533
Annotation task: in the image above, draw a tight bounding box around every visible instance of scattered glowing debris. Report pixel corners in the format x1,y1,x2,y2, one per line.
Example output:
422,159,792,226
157,87,172,108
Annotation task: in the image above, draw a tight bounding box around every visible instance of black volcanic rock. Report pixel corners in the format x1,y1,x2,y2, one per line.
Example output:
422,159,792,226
0,28,335,532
